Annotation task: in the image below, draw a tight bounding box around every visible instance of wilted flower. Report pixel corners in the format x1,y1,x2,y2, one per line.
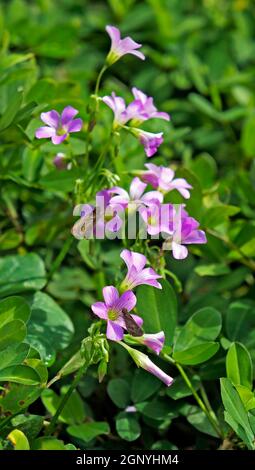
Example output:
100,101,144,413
132,129,163,157
130,331,165,355
120,249,162,291
53,153,72,170
106,25,145,65
35,106,83,144
163,215,207,259
122,343,173,387
142,163,192,199
109,177,163,208
91,286,143,341
131,88,170,124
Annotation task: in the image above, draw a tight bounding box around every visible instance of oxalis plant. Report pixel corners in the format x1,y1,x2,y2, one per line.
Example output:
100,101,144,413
0,18,255,452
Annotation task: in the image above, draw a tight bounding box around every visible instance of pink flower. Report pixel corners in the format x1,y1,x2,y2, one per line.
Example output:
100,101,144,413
109,177,163,208
133,129,163,157
120,249,162,291
122,344,173,387
102,92,141,127
35,106,83,145
106,25,145,65
91,286,143,342
131,88,170,124
139,202,172,236
142,163,192,199
163,215,207,259
134,331,165,355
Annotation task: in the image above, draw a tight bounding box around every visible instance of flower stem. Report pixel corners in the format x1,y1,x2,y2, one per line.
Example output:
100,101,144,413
94,64,108,97
161,353,223,439
47,236,73,282
45,364,88,436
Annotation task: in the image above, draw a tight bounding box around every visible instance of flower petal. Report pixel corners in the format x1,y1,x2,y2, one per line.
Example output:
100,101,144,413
130,314,143,327
130,177,147,200
35,126,56,139
106,320,124,341
120,249,147,271
103,286,119,307
106,25,120,48
40,110,60,128
67,118,83,133
61,106,78,127
116,290,137,312
51,134,67,145
172,242,188,260
91,302,108,319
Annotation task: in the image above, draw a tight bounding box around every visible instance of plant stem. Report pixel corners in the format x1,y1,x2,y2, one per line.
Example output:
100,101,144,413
47,236,73,282
94,64,108,97
162,354,223,439
45,364,88,436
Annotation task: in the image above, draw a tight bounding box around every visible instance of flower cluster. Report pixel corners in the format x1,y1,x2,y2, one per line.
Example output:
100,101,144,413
91,250,173,386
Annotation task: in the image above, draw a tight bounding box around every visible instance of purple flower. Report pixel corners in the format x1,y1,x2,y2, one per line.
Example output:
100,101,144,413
163,216,207,259
142,163,192,199
53,153,72,170
106,25,145,65
120,249,162,291
133,331,165,355
35,106,83,145
109,177,163,208
91,286,143,342
139,202,172,236
131,88,170,124
102,92,141,127
132,129,163,157
123,344,174,387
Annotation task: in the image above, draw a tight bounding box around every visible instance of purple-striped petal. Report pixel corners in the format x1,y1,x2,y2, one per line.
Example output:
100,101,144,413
40,110,60,129
67,118,83,133
106,320,124,341
120,249,147,271
91,302,108,319
35,126,56,139
130,314,143,327
61,106,78,127
115,290,137,312
103,286,119,307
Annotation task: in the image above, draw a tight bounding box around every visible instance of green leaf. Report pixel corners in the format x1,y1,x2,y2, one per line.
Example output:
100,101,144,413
0,383,41,414
0,365,40,385
186,407,218,437
11,414,44,441
32,437,66,450
136,279,177,345
202,205,240,229
166,375,200,400
7,429,30,450
0,296,30,328
0,320,26,351
241,115,255,157
0,89,23,131
174,307,222,354
0,254,46,296
39,169,80,192
116,412,141,442
27,292,74,360
0,343,30,370
220,378,254,450
131,369,161,403
67,422,110,443
226,300,255,348
235,386,255,411
22,147,43,182
195,263,230,277
173,342,219,365
107,379,130,408
226,342,252,390
41,388,85,425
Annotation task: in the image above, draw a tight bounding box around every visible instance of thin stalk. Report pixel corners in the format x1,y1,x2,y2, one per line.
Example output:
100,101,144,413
45,364,88,436
94,64,108,97
47,236,73,282
162,354,223,439
199,382,219,424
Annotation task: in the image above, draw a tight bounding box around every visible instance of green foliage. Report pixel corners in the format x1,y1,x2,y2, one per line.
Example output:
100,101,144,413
0,0,255,452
